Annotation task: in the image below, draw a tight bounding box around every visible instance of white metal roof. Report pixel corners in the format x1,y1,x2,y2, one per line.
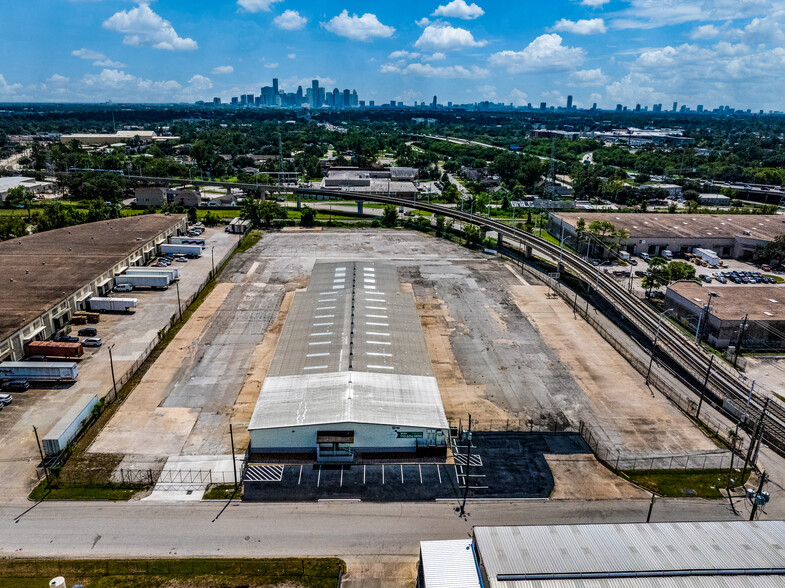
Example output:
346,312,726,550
249,261,448,432
420,539,481,588
497,577,785,588
474,521,785,588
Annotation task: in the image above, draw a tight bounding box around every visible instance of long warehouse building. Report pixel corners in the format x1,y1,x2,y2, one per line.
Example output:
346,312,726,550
0,214,186,362
247,260,449,462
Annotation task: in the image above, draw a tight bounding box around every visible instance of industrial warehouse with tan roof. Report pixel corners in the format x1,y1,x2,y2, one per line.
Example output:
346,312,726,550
0,214,186,361
247,260,449,462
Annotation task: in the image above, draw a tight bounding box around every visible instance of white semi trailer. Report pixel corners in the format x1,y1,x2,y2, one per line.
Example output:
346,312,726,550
0,361,79,381
170,236,206,247
125,266,180,281
160,243,201,257
87,297,138,312
42,394,99,455
115,274,170,289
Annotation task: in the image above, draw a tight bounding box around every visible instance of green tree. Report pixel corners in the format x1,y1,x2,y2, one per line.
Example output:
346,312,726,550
300,206,316,227
667,261,696,282
643,257,670,293
753,234,785,266
241,197,285,228
435,215,446,237
381,204,398,228
463,224,484,249
5,186,33,217
187,207,198,223
203,211,220,227
500,195,510,211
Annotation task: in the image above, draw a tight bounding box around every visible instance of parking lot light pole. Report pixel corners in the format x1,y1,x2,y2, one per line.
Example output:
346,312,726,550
211,246,215,277
175,280,182,321
646,308,674,385
694,291,718,345
108,344,118,402
229,423,238,491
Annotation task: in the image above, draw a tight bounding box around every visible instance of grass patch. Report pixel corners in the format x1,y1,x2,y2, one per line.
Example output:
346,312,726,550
763,274,785,284
203,483,242,500
236,229,261,253
0,557,345,588
28,483,146,501
622,468,751,499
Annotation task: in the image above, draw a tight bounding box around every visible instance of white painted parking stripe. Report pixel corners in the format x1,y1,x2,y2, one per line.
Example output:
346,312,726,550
400,464,404,484
419,464,423,484
304,365,328,370
306,352,330,357
367,364,394,370
245,465,284,482
437,465,442,484
317,466,321,487
298,465,303,485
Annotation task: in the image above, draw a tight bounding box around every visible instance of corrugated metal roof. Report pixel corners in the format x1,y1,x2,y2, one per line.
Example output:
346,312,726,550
475,521,785,588
500,577,785,588
420,539,481,588
249,261,448,431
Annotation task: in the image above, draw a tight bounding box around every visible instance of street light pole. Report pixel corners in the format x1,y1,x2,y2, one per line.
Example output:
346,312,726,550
646,308,673,384
211,246,215,277
175,280,182,320
108,344,118,402
229,423,238,491
694,291,717,345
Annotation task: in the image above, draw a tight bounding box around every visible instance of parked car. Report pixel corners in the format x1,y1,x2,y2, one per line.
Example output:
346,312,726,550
762,264,772,271
2,380,29,392
82,337,103,347
0,393,11,405
715,276,727,284
78,328,97,337
175,257,188,263
114,284,134,293
628,259,638,266
635,270,647,277
699,274,712,283
640,253,651,261
54,335,79,343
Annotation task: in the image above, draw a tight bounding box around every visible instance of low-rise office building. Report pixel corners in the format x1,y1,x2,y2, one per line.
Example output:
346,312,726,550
134,187,201,207
698,193,732,206
548,212,783,259
247,261,449,462
320,167,418,197
60,130,179,146
0,215,186,362
665,281,785,349
0,176,54,203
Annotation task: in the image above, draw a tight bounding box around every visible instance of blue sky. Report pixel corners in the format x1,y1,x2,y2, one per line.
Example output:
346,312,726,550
2,0,785,110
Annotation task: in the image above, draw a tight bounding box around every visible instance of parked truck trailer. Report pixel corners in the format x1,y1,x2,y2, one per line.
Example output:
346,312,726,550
87,297,138,312
160,243,202,257
169,236,206,247
126,266,180,280
0,361,78,381
24,341,84,359
115,274,170,289
42,394,99,455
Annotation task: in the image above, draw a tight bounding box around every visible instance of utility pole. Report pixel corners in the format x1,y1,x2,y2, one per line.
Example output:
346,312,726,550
175,280,182,320
749,472,769,521
646,493,656,523
695,354,715,419
108,344,118,402
742,397,769,484
33,425,49,484
229,423,238,491
734,314,749,368
460,414,472,517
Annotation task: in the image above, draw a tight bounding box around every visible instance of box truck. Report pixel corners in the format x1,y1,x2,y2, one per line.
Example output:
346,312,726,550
126,266,180,281
115,274,170,289
87,297,138,312
170,236,206,247
42,394,98,455
160,243,201,257
24,341,84,359
0,361,78,381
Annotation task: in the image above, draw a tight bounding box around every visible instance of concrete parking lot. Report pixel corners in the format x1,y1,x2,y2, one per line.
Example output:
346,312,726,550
0,227,236,496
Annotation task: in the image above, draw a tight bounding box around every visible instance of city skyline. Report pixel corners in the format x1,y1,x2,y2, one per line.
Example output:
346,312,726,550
3,1,785,109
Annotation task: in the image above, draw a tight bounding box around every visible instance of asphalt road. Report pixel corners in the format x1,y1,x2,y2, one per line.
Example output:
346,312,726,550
1,498,740,560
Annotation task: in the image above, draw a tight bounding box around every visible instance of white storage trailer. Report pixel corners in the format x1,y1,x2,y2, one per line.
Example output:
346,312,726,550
0,361,78,381
42,394,99,455
694,248,720,266
115,274,170,289
160,243,201,257
126,266,180,280
87,297,137,312
170,236,206,247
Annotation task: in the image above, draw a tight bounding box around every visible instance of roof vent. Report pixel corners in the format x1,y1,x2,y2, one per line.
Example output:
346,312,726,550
42,261,45,265
25,270,29,274
9,278,13,282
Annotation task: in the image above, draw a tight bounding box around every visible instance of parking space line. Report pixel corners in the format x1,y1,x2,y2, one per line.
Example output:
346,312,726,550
298,465,303,485
363,465,366,485
382,465,385,485
317,465,321,487
400,464,404,484
419,464,422,484
340,465,344,487
437,465,442,484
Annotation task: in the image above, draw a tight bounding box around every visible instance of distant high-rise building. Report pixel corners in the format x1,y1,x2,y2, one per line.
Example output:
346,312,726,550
231,96,238,104
272,78,279,97
359,100,365,107
635,103,641,112
369,100,375,107
697,104,704,113
540,102,547,110
390,99,396,107
591,102,597,110
432,95,437,107
672,101,678,112
296,85,304,105
615,104,622,112
448,101,452,107
567,95,573,109
351,89,359,107
311,80,320,108
344,89,351,108
213,97,221,105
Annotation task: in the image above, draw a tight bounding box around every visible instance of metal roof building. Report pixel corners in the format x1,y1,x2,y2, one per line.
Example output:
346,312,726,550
247,261,449,462
419,521,785,587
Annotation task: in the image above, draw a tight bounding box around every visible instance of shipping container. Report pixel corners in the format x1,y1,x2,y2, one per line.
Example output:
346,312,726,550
24,341,84,359
42,394,99,455
0,361,78,381
693,248,720,266
87,297,137,312
170,236,206,247
126,266,180,280
115,273,170,289
160,243,202,257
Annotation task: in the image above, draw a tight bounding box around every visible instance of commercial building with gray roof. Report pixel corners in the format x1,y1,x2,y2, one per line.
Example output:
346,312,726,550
247,260,449,461
418,521,785,588
0,214,186,362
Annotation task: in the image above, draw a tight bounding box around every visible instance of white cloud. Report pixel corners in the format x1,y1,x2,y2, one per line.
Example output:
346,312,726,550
103,3,198,51
580,0,610,6
264,62,279,68
94,59,127,68
733,10,785,44
415,17,431,27
322,10,395,41
689,24,721,40
552,18,607,35
432,0,485,20
47,74,70,83
489,34,586,73
610,0,771,31
71,48,107,60
509,89,529,106
188,74,212,91
274,10,307,31
287,53,297,59
477,84,497,99
211,65,234,75
389,50,421,60
380,62,489,78
423,52,447,61
237,0,283,13
568,68,610,86
83,68,138,89
414,23,487,50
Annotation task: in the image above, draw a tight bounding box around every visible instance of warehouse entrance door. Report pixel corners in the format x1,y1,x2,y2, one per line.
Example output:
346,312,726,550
316,431,354,462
